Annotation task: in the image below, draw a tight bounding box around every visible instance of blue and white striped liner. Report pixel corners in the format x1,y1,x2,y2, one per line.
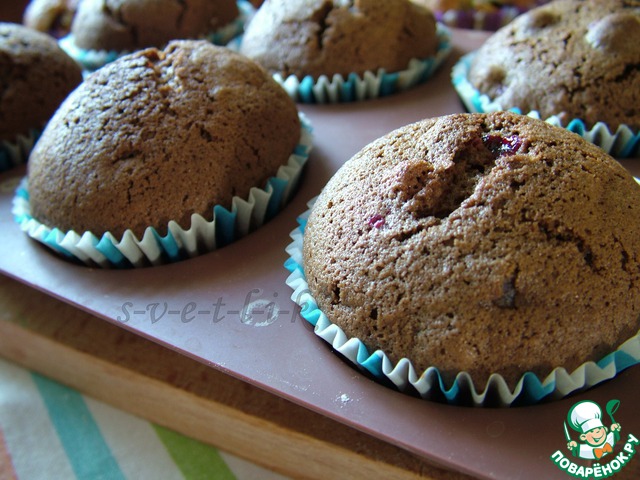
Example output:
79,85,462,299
0,358,289,480
12,113,312,268
59,0,256,73
451,52,640,158
0,129,41,173
271,23,452,104
284,199,640,407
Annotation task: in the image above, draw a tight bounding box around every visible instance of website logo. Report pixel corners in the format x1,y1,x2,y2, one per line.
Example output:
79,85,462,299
550,399,638,478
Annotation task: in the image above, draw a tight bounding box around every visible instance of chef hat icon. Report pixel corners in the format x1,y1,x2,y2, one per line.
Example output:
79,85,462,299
568,400,605,434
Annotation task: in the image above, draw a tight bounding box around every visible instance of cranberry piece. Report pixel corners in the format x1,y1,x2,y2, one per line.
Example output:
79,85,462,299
482,134,523,158
367,214,385,229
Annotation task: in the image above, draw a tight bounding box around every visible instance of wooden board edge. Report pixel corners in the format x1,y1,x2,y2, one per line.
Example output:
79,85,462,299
0,274,469,479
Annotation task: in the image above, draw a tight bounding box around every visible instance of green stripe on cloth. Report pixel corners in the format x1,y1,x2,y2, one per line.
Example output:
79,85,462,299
31,373,125,480
153,425,236,480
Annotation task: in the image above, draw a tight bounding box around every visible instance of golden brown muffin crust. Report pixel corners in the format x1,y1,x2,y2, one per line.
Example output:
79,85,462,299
71,0,239,51
0,22,82,142
467,0,640,131
240,0,438,79
27,40,301,239
303,111,640,388
23,0,79,37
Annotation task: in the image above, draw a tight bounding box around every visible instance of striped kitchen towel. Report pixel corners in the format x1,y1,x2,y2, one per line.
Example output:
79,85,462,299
0,358,289,480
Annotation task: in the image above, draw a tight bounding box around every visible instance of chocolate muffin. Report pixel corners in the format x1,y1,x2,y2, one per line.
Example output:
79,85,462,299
302,111,640,389
23,0,79,37
239,0,438,79
466,0,640,131
69,0,239,53
0,22,82,145
27,40,301,240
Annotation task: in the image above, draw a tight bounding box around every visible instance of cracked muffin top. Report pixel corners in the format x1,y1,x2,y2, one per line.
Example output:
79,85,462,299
0,22,82,142
239,0,438,79
467,0,640,131
70,0,239,52
27,40,301,239
303,111,640,388
23,0,80,37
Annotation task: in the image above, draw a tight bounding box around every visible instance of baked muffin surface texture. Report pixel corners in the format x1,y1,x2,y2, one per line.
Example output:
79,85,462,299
27,40,301,239
71,0,239,51
240,0,438,79
303,111,640,387
0,22,82,142
23,0,79,37
467,0,640,130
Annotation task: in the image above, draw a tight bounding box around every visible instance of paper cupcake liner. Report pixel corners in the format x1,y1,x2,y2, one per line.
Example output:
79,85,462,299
206,0,255,45
12,113,313,269
271,23,452,104
452,52,640,158
0,129,41,173
59,0,255,72
284,198,640,407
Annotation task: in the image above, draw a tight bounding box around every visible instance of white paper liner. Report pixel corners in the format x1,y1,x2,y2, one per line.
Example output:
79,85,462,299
12,113,313,269
284,198,640,407
452,52,640,158
270,23,452,104
0,129,41,173
59,0,255,72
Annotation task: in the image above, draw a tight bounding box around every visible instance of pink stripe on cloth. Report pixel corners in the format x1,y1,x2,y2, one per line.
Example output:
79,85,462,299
0,425,18,480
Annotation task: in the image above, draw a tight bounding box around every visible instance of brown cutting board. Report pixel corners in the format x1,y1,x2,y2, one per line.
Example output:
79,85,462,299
0,273,467,480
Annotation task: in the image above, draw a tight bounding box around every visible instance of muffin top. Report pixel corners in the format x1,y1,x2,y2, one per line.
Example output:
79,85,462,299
239,0,438,79
303,111,640,388
467,0,640,131
0,22,82,142
23,0,79,37
70,0,239,52
27,40,301,239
